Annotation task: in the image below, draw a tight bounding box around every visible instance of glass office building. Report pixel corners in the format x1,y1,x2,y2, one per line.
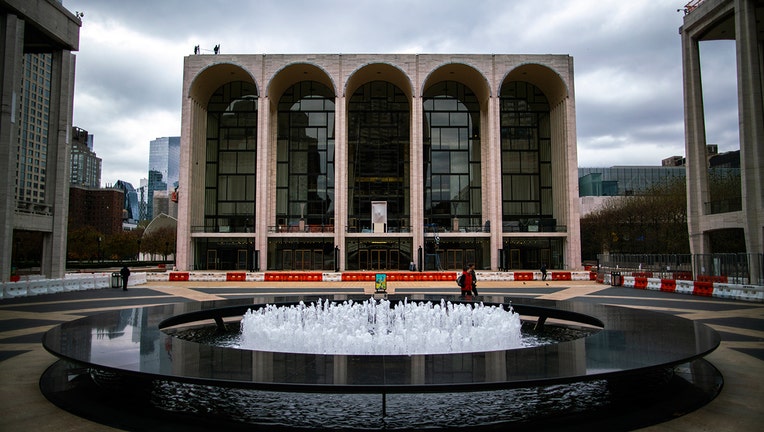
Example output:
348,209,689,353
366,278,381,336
147,136,180,220
177,54,581,272
578,166,686,197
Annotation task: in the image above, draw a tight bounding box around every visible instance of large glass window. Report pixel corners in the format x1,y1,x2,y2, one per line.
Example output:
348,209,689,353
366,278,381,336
500,81,552,227
423,81,481,229
347,81,410,232
204,81,258,233
276,81,335,230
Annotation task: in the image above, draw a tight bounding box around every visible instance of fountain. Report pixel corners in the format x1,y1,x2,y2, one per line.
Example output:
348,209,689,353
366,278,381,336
239,298,523,355
40,294,722,430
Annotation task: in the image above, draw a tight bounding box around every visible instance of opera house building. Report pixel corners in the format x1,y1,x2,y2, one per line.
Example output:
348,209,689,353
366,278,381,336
175,54,581,272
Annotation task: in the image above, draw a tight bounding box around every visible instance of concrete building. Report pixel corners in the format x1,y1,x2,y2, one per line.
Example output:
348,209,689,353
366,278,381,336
0,0,80,281
176,54,581,272
680,0,764,280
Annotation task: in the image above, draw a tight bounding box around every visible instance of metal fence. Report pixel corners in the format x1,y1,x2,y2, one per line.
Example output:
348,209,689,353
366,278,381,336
597,253,763,286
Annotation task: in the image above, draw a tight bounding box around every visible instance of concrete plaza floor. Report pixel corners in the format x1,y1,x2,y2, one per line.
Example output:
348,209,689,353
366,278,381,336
0,279,762,431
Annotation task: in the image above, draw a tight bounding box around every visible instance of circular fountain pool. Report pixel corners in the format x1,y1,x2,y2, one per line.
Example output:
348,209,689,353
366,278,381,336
41,294,722,430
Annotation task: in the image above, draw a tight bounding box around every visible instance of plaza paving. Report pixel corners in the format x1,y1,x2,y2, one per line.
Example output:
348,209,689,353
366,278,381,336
0,279,762,431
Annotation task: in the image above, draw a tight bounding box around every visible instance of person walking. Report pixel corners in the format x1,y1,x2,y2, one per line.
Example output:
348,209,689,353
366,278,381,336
540,263,547,281
468,263,478,296
120,265,131,291
459,265,473,298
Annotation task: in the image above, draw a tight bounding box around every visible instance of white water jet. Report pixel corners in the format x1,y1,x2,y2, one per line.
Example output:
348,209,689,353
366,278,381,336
239,298,522,355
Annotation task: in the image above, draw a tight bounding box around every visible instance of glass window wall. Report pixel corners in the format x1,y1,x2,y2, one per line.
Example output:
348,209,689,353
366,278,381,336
347,81,410,232
276,81,335,231
204,81,258,233
500,81,552,230
423,81,482,230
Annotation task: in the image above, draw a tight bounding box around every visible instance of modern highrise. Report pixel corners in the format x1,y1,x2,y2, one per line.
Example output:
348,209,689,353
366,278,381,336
147,136,180,220
70,126,101,188
176,54,581,272
0,0,80,281
114,180,141,228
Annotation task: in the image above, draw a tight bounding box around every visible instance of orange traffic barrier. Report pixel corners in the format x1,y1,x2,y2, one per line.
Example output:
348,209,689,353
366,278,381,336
169,272,189,281
551,272,571,281
514,272,533,281
660,279,676,293
226,272,246,281
693,281,714,297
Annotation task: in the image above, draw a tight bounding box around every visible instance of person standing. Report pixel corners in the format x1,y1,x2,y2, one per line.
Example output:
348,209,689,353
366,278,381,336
540,263,547,281
468,263,478,296
120,265,131,291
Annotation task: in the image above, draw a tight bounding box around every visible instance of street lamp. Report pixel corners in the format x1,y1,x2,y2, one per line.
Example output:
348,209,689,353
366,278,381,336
97,236,102,263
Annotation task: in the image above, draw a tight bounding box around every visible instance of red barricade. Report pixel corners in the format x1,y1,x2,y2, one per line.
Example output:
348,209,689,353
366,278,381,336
634,277,648,289
551,272,571,281
693,281,714,297
514,272,534,281
226,272,246,281
660,279,676,293
169,272,189,281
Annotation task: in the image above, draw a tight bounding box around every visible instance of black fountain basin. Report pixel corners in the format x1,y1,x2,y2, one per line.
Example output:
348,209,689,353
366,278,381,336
40,294,722,431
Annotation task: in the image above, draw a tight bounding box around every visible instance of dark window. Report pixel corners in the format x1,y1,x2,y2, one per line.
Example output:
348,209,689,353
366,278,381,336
204,81,258,232
276,81,335,229
347,81,410,232
500,81,551,222
423,81,482,229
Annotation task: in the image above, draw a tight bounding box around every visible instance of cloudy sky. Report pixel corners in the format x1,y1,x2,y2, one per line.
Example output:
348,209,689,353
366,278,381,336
66,0,739,188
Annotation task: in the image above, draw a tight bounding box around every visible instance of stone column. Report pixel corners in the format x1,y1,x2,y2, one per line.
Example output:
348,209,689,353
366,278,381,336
0,14,24,281
736,0,764,281
681,25,711,258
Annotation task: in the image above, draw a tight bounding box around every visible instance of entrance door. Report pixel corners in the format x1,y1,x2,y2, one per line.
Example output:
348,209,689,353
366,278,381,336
206,250,218,270
510,249,521,269
445,249,464,270
295,250,311,270
540,248,551,269
312,249,323,270
237,249,248,270
358,249,369,270
282,250,293,270
370,250,387,270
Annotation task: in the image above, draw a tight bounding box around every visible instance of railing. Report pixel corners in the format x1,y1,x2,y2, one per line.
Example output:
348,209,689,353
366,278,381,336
16,200,53,216
679,0,704,15
270,225,334,233
502,219,566,233
598,253,763,286
422,223,489,234
191,226,254,233
346,226,412,233
704,197,742,215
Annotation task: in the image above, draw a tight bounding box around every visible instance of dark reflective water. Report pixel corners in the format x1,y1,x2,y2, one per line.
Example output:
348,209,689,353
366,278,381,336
150,379,612,429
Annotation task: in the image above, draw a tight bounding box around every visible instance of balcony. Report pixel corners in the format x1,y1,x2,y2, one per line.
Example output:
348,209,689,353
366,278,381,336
502,219,566,233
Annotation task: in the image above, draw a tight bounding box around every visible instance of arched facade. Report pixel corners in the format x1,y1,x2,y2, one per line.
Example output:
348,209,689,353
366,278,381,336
177,54,580,272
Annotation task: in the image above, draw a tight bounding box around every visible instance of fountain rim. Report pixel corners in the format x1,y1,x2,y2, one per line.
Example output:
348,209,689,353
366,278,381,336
42,294,721,394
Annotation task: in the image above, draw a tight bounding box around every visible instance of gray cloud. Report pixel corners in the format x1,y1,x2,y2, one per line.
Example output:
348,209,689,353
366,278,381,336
67,0,739,185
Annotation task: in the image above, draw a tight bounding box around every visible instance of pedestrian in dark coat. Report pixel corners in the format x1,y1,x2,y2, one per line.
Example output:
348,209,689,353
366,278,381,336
120,266,130,291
